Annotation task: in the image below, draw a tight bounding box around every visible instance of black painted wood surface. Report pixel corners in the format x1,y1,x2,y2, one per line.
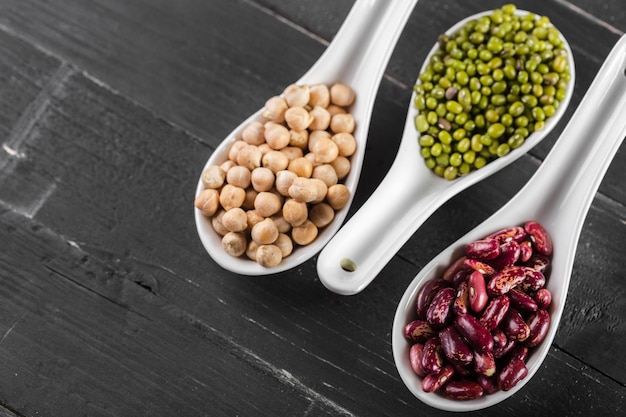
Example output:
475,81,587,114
0,0,624,416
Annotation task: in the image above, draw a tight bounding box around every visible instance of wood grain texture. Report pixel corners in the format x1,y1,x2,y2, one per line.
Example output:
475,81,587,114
0,0,624,416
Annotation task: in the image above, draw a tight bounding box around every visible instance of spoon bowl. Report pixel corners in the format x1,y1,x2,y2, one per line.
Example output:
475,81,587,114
392,33,626,412
194,0,418,275
317,9,576,295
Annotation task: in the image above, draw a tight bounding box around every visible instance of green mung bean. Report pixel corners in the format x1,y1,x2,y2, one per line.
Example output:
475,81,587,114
413,4,570,179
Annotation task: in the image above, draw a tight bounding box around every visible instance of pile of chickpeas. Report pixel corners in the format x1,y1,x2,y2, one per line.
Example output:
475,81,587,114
195,83,357,267
414,4,571,180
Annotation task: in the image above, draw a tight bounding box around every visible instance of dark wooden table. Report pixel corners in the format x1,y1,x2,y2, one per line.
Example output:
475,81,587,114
0,0,624,415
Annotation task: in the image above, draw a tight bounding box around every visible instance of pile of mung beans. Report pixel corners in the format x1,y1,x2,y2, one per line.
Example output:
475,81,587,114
195,83,356,267
414,4,571,180
403,221,553,400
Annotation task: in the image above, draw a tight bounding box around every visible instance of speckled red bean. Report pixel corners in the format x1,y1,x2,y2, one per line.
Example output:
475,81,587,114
464,258,496,276
465,239,500,261
422,337,444,375
519,240,533,262
473,349,496,377
486,226,527,243
453,281,470,316
426,287,456,328
489,240,521,270
476,375,499,394
468,270,488,313
520,267,546,292
444,380,484,400
524,253,550,273
508,288,538,313
416,279,450,320
525,309,551,347
454,314,494,353
422,364,454,392
525,221,553,255
404,320,436,343
410,343,426,377
501,308,530,342
440,326,473,365
404,220,553,401
487,266,526,296
498,358,528,391
534,288,552,309
479,295,510,331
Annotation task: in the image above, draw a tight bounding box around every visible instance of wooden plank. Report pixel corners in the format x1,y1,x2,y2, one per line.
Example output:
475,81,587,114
1,205,624,416
0,41,621,416
0,0,327,141
0,0,624,415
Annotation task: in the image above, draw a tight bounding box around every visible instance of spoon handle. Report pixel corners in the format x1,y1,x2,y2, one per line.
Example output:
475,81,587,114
511,34,626,237
298,0,418,89
316,115,448,295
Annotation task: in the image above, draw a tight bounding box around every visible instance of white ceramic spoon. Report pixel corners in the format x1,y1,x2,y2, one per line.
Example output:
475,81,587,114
194,0,418,275
317,10,576,295
392,33,626,412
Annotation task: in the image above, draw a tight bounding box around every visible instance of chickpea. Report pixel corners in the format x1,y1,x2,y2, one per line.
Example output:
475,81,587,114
274,233,293,258
330,155,351,179
312,164,338,187
309,203,335,228
246,209,265,229
283,84,310,107
263,95,288,123
308,84,330,108
256,244,283,267
194,189,220,217
288,177,318,203
271,214,292,234
242,188,258,210
287,156,313,178
242,121,265,145
275,170,297,196
254,191,282,217
330,113,355,134
197,82,358,267
291,219,318,246
221,207,248,232
283,198,308,226
211,210,229,236
264,122,290,150
251,167,275,192
326,184,350,210
258,143,273,155
201,165,225,189
262,150,289,173
222,232,248,257
284,106,313,131
304,152,321,168
289,129,309,149
220,159,237,173
228,140,247,162
330,82,355,107
280,146,304,162
308,130,331,150
326,104,347,117
310,178,328,204
219,184,246,210
236,144,262,170
332,132,357,157
308,106,331,131
251,218,279,245
226,165,251,189
246,240,260,261
311,137,339,164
